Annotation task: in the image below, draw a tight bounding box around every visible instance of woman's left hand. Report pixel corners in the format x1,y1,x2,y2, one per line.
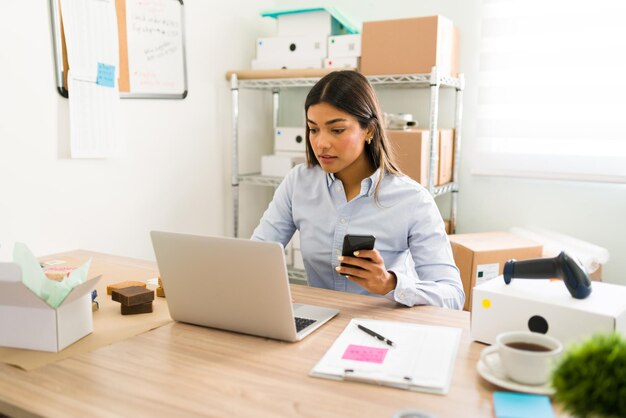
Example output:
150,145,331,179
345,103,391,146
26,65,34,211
336,249,397,295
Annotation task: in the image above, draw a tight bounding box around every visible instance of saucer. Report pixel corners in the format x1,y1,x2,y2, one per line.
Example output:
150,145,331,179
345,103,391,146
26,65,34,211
476,353,555,395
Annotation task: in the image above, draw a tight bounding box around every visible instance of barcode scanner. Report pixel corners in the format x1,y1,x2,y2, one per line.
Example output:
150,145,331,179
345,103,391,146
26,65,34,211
503,251,592,299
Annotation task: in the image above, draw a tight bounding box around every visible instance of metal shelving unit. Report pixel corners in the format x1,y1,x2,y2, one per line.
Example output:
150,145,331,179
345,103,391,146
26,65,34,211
229,67,464,282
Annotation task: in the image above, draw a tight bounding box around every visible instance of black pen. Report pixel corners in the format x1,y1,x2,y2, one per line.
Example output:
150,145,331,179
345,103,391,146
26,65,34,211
357,324,396,347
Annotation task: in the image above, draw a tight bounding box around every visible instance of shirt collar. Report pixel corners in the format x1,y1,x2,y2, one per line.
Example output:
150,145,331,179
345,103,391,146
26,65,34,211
326,168,382,197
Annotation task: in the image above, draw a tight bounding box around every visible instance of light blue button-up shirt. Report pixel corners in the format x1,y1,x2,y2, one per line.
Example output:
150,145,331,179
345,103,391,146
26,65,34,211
251,164,465,309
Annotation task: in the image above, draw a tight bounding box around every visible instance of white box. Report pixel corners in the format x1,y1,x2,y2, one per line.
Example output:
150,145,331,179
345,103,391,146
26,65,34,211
0,262,101,352
261,154,305,177
275,127,307,153
328,34,361,58
471,277,626,347
293,249,305,270
323,57,359,69
251,58,323,71
256,36,327,60
277,10,334,37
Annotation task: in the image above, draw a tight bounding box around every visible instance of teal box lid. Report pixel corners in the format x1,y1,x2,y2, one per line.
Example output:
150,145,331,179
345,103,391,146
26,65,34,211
260,7,360,34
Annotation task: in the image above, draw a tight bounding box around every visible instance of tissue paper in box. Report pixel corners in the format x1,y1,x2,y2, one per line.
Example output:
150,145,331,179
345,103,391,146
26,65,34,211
0,262,101,352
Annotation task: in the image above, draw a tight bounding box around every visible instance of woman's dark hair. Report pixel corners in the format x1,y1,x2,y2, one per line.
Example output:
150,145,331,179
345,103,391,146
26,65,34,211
304,71,401,198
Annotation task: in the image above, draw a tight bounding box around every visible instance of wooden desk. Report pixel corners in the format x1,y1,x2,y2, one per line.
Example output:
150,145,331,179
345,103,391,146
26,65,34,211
0,250,542,418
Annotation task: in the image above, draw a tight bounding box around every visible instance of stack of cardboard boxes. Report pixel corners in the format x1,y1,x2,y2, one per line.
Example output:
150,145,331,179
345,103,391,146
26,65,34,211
261,127,306,178
324,34,361,69
253,8,360,70
257,8,360,179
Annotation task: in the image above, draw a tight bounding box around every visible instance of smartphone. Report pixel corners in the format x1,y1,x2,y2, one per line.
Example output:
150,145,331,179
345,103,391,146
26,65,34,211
341,234,376,269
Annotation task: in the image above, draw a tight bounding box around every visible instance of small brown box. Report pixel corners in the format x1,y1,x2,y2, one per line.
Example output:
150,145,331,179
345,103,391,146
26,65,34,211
449,232,543,311
111,286,155,306
121,301,153,315
361,15,460,76
107,280,146,295
387,128,454,187
156,287,166,298
387,129,431,187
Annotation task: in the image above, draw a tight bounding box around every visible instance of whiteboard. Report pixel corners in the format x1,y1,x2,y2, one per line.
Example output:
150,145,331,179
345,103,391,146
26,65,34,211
50,0,188,99
124,0,187,98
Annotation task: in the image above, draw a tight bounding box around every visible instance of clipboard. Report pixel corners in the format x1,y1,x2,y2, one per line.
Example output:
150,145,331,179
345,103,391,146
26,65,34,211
50,0,188,99
310,318,462,394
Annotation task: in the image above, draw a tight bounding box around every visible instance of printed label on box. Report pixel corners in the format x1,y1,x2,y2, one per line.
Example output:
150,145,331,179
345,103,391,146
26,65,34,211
476,263,500,285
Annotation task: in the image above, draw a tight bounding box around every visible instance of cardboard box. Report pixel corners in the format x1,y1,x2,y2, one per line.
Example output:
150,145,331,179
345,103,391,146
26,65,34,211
256,36,327,60
275,127,306,153
448,232,543,311
0,262,101,352
261,154,305,177
323,57,359,69
471,279,626,347
438,128,454,185
361,15,459,76
589,265,602,281
387,128,453,187
387,129,431,187
328,34,361,58
251,58,322,71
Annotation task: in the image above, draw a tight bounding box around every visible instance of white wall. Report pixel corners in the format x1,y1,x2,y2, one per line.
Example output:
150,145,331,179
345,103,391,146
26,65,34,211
0,0,275,262
2,0,623,284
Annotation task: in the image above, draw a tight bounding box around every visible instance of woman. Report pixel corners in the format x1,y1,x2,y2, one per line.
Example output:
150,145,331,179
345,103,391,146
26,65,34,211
252,70,464,309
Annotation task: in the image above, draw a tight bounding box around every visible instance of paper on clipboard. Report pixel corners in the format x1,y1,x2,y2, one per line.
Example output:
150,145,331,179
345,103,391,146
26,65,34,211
310,318,461,394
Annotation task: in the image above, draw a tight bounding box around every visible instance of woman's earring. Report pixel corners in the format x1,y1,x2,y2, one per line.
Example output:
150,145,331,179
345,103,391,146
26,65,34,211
366,136,373,145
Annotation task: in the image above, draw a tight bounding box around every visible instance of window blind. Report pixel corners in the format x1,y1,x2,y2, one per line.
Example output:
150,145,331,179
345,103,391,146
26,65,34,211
474,0,626,183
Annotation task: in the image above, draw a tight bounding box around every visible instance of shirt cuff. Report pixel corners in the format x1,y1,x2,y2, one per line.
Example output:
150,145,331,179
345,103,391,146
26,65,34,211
384,269,419,306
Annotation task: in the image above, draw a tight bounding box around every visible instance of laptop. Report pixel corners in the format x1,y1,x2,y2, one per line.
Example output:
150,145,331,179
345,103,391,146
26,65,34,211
150,231,339,342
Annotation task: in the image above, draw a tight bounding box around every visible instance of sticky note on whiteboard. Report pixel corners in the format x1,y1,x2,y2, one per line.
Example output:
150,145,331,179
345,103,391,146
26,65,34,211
96,63,116,87
342,344,388,364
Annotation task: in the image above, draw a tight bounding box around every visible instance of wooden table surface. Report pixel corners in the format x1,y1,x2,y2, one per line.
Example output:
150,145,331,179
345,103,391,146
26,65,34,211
0,250,560,418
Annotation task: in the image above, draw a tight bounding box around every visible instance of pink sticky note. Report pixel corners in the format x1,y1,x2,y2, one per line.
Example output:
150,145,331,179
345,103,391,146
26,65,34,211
342,344,388,364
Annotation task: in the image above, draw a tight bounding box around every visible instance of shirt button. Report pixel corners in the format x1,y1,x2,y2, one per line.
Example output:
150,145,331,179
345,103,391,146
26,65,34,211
340,218,346,224
335,185,342,192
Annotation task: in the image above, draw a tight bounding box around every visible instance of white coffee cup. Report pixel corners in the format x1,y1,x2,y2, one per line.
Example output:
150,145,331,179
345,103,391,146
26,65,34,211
480,331,563,386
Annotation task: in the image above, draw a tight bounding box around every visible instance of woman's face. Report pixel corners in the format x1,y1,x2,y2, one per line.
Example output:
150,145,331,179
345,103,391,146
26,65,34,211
307,102,372,180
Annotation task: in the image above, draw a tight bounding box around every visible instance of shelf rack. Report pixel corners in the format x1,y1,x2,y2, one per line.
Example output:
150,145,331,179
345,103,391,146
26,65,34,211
228,67,464,282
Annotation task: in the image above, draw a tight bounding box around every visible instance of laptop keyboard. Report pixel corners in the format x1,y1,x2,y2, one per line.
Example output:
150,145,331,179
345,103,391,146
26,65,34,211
295,317,317,332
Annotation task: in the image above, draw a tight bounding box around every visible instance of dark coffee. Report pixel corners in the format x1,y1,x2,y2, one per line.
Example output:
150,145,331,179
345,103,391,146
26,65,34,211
506,342,552,352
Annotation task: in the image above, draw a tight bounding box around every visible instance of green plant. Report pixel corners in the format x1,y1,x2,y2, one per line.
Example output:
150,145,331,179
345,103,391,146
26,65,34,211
551,333,626,418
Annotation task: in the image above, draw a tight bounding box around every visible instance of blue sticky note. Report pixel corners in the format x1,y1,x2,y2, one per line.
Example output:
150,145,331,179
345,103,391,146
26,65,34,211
493,392,554,418
96,63,115,88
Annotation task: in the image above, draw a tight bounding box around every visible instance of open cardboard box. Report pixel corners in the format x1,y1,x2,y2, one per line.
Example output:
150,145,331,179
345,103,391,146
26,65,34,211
0,262,101,352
